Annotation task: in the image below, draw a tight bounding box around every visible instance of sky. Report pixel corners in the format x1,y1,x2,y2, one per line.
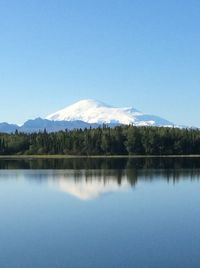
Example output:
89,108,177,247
0,0,200,126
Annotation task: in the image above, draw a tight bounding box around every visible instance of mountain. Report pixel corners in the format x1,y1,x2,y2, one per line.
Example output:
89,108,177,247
0,122,19,133
0,118,120,133
0,99,175,133
47,99,173,126
19,118,100,133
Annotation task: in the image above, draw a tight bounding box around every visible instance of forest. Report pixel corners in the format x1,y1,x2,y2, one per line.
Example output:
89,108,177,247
1,125,200,155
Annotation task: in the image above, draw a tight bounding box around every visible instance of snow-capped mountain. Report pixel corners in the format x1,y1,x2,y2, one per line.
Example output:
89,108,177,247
47,99,173,126
0,99,175,133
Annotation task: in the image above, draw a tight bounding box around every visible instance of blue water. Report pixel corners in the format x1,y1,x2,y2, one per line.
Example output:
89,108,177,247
0,159,200,268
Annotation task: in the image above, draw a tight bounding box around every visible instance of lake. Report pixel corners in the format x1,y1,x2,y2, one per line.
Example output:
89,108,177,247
0,157,200,268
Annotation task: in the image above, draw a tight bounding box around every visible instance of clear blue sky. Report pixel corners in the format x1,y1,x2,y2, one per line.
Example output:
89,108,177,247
0,0,200,126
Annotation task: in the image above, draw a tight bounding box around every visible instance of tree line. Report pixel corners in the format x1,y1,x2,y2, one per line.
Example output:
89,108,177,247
1,125,200,155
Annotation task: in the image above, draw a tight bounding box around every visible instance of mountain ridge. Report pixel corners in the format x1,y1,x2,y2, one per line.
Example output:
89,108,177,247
0,99,175,133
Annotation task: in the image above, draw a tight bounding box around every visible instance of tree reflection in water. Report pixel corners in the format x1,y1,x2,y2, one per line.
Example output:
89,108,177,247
1,157,200,200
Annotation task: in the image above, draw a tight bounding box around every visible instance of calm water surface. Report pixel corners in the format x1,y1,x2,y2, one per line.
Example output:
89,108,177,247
0,157,200,268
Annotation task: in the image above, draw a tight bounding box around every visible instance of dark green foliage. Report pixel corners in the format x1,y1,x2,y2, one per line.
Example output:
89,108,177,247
1,126,200,155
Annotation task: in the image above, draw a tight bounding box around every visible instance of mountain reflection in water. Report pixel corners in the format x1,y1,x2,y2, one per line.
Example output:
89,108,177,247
1,157,200,200
1,157,200,268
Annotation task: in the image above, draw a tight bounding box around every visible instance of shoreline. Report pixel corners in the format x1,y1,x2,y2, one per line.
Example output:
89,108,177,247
1,154,200,159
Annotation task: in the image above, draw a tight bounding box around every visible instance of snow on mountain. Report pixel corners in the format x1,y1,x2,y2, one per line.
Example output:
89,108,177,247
46,99,173,126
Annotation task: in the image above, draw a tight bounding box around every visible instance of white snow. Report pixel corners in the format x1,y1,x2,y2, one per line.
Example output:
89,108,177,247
46,99,173,126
